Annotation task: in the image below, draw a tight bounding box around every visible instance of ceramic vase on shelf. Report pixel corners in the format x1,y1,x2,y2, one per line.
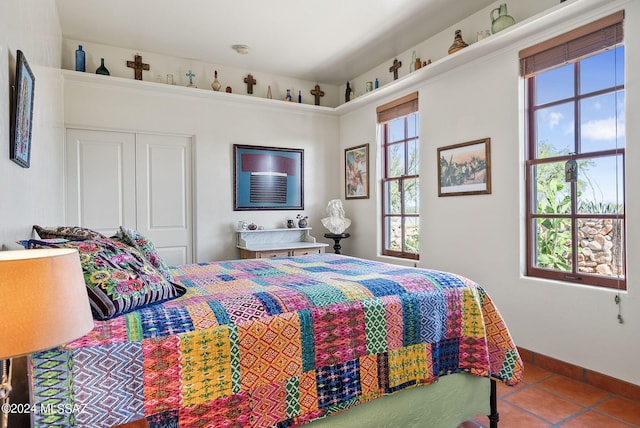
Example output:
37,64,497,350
448,30,468,55
211,70,221,91
491,3,516,34
95,58,110,75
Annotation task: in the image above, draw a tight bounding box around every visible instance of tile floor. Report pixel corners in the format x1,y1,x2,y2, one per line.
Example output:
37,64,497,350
459,365,640,428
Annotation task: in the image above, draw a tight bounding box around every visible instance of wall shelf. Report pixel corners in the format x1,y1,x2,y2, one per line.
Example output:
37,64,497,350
63,0,621,117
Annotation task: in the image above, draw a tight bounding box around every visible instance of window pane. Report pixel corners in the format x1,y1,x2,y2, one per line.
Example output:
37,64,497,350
384,180,401,214
535,63,574,105
534,217,572,272
385,217,402,251
535,102,575,158
387,143,405,177
533,162,571,215
577,155,624,214
404,216,420,254
580,91,625,152
578,218,625,278
404,178,419,215
407,113,418,138
580,46,624,94
407,139,419,175
388,118,405,142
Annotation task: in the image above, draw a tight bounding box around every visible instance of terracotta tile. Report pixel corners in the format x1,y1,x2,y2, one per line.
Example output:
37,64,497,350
537,376,610,406
595,397,640,426
587,370,640,403
503,386,583,423
457,421,481,428
522,365,553,384
561,410,636,428
492,401,551,428
534,354,583,382
471,415,488,427
497,380,523,398
517,347,535,364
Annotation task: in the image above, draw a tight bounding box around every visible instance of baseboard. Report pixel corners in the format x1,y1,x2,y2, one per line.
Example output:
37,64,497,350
518,347,640,403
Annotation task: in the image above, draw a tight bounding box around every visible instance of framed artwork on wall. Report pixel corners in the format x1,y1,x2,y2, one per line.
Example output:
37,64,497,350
233,144,304,210
438,138,491,196
10,50,35,168
345,143,369,199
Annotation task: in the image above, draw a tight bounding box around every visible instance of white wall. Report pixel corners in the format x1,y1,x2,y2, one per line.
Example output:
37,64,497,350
342,0,559,105
60,39,341,108
63,75,340,262
0,0,65,249
340,0,639,386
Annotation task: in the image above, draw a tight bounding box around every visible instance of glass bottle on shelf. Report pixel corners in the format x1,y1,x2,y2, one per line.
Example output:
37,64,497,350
95,58,110,75
285,89,292,101
75,45,85,72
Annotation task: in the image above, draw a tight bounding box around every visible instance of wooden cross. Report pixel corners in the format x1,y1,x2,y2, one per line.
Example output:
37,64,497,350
244,73,256,94
126,54,149,80
389,58,402,80
310,84,325,106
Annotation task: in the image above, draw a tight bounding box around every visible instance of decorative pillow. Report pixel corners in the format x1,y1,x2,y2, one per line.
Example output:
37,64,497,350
113,227,175,283
33,225,107,241
28,238,186,320
17,238,70,249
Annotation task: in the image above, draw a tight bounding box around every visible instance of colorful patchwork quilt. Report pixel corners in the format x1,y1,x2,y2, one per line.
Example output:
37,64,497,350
30,254,523,427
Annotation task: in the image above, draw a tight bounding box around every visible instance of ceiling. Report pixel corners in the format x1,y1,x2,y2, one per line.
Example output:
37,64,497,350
55,0,496,85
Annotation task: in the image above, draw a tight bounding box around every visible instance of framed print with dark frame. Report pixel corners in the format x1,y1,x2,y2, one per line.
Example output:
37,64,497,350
10,50,36,168
345,143,369,199
233,144,304,210
437,138,491,196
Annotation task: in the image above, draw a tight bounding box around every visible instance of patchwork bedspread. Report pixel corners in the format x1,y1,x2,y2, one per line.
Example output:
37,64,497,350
30,254,523,427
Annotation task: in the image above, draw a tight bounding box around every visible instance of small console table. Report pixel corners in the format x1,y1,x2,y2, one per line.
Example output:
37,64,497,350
323,233,350,254
237,228,328,259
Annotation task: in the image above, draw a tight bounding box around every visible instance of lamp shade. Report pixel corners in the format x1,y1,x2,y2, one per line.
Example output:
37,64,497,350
0,249,94,359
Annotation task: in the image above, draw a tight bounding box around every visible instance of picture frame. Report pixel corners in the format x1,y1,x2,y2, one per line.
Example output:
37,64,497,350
233,144,304,210
345,143,369,199
437,138,491,196
10,50,36,168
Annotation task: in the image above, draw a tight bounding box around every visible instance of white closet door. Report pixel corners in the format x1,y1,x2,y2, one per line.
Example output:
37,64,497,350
66,129,136,237
135,134,193,266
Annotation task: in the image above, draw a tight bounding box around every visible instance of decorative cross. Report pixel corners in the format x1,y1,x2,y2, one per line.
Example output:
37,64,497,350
126,54,149,80
389,58,402,80
186,70,196,87
310,84,325,106
244,73,256,94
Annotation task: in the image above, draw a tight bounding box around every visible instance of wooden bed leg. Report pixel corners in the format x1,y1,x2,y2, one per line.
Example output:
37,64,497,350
488,379,499,428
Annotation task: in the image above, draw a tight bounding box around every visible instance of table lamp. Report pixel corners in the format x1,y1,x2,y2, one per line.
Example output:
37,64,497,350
0,249,94,428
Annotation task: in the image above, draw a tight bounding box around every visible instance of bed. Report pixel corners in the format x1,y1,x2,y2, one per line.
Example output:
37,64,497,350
26,229,522,428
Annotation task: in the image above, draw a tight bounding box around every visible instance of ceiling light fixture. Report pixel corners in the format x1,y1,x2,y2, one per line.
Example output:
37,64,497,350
232,44,250,55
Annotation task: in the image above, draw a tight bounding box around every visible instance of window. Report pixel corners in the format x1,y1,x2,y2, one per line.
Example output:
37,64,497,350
521,12,625,289
377,92,419,259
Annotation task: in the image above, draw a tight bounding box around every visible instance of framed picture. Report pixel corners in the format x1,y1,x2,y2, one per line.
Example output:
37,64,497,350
10,50,36,168
233,144,304,210
345,144,369,199
438,138,491,196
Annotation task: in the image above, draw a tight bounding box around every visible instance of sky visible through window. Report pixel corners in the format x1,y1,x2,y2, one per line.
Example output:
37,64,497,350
534,47,624,206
